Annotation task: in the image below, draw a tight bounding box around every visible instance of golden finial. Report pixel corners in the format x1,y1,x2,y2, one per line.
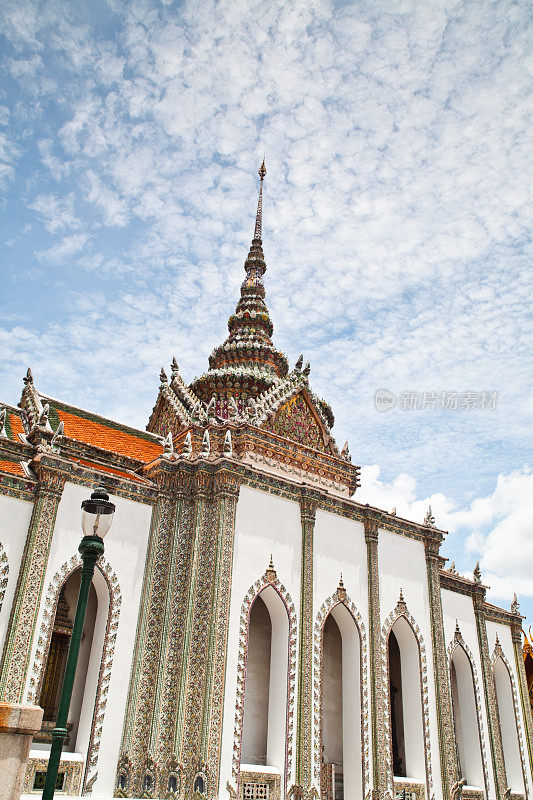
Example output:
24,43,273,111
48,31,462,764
258,159,267,180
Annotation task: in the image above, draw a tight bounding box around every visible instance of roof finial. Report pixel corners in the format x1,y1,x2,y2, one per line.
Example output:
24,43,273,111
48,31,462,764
254,159,266,241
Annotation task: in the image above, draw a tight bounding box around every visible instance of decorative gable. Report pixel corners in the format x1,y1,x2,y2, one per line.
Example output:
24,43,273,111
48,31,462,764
262,391,330,452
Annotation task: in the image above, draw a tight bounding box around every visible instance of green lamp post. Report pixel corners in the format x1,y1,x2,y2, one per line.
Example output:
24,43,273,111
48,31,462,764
42,486,115,800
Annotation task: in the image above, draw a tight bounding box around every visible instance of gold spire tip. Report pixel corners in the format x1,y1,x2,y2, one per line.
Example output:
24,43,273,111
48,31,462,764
258,159,266,180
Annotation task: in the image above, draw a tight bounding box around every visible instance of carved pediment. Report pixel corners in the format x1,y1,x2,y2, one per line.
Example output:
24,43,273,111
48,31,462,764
262,390,332,452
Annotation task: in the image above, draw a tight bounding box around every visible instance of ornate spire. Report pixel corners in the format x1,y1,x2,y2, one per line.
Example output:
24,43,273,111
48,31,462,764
191,161,288,413
254,159,266,240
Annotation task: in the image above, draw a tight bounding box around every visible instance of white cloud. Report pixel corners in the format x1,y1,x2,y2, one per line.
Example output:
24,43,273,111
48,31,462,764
358,465,533,609
29,193,80,233
36,232,90,263
1,0,531,622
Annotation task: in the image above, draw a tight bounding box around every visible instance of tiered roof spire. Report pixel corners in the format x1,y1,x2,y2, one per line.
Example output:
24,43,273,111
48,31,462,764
191,161,288,414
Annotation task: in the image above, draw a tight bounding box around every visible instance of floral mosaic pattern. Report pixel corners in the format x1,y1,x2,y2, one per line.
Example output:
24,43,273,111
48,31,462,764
0,538,8,611
263,393,326,452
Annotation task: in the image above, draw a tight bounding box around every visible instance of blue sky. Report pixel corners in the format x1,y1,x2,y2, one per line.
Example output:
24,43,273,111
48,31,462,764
0,0,532,625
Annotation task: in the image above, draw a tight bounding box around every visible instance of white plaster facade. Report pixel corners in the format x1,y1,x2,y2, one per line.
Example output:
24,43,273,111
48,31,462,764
0,179,531,800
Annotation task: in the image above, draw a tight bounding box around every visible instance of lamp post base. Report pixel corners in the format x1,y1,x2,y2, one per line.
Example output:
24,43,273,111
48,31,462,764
0,701,44,800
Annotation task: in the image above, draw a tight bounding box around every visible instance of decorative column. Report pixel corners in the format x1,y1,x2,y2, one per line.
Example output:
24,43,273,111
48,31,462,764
149,471,192,779
510,617,533,775
203,469,241,793
173,468,215,790
160,465,241,799
364,515,386,799
294,491,318,797
423,534,457,797
0,455,67,702
117,460,183,796
473,585,507,797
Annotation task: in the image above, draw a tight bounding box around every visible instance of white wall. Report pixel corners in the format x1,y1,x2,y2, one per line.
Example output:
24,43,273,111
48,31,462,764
22,481,153,798
314,512,367,622
219,485,302,796
0,493,34,654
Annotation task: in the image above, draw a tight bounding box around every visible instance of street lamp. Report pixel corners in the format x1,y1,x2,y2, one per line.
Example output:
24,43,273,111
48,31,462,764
42,486,115,800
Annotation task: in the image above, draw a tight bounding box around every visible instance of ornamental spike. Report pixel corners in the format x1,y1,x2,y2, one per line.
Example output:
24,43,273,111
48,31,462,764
51,420,64,446
182,431,192,456
223,429,233,457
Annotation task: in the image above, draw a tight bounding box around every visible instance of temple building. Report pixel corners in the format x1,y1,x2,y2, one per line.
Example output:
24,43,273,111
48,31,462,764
0,164,532,800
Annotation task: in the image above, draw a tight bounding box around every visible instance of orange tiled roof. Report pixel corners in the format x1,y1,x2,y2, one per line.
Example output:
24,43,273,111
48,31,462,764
76,458,150,484
6,411,24,441
0,458,26,478
55,408,162,463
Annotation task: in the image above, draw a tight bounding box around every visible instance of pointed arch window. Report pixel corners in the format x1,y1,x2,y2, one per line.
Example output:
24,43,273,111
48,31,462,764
387,617,425,781
449,645,484,788
321,603,363,799
36,568,98,751
494,656,525,793
241,586,289,773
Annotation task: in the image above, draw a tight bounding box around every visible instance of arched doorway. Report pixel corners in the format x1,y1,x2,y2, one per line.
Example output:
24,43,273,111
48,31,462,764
241,585,290,774
321,603,363,799
449,645,484,788
387,617,425,782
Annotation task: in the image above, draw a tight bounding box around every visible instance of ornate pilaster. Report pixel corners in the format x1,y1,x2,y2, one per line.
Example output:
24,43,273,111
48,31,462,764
148,473,192,769
204,470,241,795
173,469,217,794
474,588,507,797
117,461,183,796
294,491,318,795
510,619,533,775
424,534,456,796
0,456,67,701
364,516,386,799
